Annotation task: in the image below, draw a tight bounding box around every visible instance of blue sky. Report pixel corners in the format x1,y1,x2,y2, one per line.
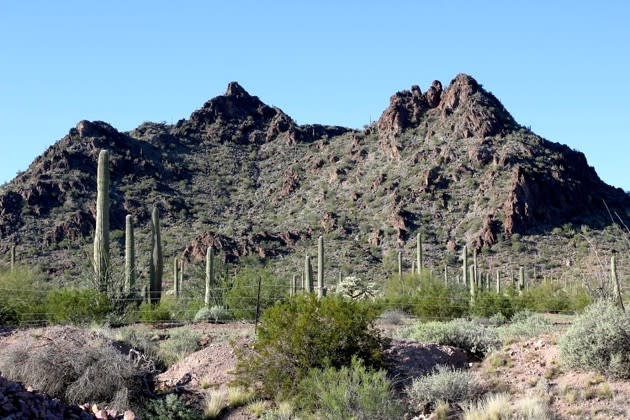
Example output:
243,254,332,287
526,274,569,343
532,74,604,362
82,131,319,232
1,1,628,190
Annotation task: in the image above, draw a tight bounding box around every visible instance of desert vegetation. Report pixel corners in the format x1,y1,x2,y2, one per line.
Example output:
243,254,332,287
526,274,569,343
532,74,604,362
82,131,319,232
1,75,629,418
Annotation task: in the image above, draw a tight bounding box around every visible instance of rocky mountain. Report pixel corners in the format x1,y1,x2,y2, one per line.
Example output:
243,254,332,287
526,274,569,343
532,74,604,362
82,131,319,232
0,74,628,284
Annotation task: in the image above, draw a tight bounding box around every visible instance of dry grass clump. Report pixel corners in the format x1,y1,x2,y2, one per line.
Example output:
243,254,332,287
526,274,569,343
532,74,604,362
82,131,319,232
0,326,148,411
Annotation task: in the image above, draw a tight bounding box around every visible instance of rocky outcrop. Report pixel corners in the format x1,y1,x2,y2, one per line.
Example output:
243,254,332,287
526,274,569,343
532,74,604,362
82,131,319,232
377,73,518,139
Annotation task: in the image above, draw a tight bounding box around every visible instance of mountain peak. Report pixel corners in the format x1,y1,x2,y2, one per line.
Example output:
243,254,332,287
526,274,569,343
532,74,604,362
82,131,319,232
377,73,517,139
225,81,250,98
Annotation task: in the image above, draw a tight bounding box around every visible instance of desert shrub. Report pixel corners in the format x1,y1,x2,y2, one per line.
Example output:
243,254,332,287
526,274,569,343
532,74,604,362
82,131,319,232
471,292,515,319
400,318,501,357
0,326,147,411
406,366,480,409
194,305,231,323
233,294,385,399
157,295,203,321
381,274,469,320
224,267,287,320
45,288,112,324
158,327,201,366
496,311,552,343
143,393,201,420
138,301,172,323
0,268,48,325
295,356,403,419
559,300,630,378
334,276,379,300
515,282,591,313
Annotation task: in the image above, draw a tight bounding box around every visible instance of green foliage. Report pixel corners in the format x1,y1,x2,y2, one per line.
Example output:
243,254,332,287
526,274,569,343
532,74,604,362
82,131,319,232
194,305,231,323
0,269,48,325
138,302,172,323
158,327,201,366
471,291,515,319
559,300,630,378
295,356,403,420
406,366,480,408
496,311,552,343
143,393,202,420
233,294,385,399
400,318,501,357
45,288,112,324
381,274,469,321
224,266,287,320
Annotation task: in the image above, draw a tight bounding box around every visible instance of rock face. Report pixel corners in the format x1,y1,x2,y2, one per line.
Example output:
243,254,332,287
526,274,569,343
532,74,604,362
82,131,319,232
0,375,96,419
377,73,517,139
0,73,627,278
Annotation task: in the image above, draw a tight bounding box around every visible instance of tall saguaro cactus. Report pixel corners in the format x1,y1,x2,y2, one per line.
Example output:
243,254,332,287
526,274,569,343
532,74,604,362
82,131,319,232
94,149,110,293
518,266,525,294
149,205,163,304
416,233,423,274
304,254,313,293
398,251,403,281
205,245,214,306
173,257,180,298
10,245,15,272
317,236,325,298
462,245,468,286
124,215,135,294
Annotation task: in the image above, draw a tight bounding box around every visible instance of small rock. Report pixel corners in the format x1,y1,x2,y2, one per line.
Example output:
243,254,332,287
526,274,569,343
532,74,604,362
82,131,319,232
124,410,136,420
92,403,100,415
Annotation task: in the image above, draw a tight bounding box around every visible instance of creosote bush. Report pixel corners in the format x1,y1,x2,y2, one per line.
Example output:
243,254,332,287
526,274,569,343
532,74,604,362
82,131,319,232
233,294,385,399
0,268,48,325
295,356,402,419
559,300,630,378
224,266,287,320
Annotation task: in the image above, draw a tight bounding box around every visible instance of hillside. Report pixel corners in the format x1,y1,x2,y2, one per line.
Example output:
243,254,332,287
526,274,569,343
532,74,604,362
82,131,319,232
0,74,628,287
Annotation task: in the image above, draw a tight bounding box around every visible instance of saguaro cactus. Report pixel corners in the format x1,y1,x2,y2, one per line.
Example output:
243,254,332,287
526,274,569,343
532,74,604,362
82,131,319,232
416,233,423,274
462,245,468,286
94,149,110,293
518,266,525,294
124,215,135,294
304,254,313,293
317,236,325,298
10,245,15,272
149,205,163,304
611,256,624,311
205,245,214,307
472,248,478,286
398,251,403,281
173,257,180,298
496,271,500,294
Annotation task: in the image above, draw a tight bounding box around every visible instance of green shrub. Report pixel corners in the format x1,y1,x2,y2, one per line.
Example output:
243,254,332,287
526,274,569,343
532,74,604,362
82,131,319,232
406,366,480,409
515,282,591,313
559,300,630,378
158,327,201,366
471,292,515,319
0,269,48,325
45,288,112,324
400,318,500,357
194,305,231,323
381,274,469,320
224,267,287,320
138,302,172,323
143,393,201,420
233,294,385,399
497,311,552,343
295,356,402,419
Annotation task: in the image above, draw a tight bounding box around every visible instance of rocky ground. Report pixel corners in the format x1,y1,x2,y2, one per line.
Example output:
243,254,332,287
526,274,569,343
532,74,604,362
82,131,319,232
1,321,629,419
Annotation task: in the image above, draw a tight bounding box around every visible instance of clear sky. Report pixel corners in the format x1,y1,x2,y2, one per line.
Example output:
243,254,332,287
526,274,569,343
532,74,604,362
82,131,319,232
1,1,628,190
